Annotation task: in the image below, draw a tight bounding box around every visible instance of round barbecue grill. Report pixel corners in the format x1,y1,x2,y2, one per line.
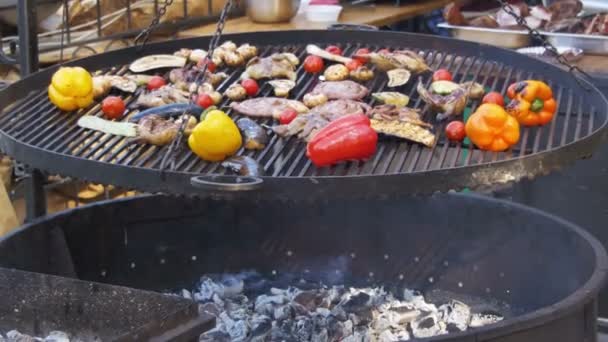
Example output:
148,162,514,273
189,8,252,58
0,30,606,197
0,193,605,341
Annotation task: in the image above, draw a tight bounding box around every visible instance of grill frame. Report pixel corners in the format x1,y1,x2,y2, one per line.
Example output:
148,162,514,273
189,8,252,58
0,30,607,198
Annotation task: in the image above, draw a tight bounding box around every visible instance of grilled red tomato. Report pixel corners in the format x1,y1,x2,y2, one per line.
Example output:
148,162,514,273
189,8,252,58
101,96,125,120
482,92,505,107
325,45,343,56
345,59,363,72
433,69,453,82
279,108,298,125
241,79,259,96
197,58,216,73
196,94,214,109
147,76,166,91
445,121,466,142
304,55,325,74
378,48,391,54
354,48,370,63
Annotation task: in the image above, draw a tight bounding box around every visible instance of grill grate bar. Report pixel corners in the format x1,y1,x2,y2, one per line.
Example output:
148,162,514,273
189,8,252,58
560,89,575,146
0,91,47,128
545,86,564,151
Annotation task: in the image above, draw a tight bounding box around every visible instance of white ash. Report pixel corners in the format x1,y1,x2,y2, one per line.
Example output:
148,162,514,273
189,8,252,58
2,330,71,342
182,272,503,342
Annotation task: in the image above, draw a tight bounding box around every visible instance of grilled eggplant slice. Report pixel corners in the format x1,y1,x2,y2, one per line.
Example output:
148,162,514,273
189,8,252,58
129,55,186,73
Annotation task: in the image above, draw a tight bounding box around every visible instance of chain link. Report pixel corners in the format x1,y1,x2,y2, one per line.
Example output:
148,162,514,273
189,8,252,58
134,0,175,49
159,0,234,175
495,0,593,90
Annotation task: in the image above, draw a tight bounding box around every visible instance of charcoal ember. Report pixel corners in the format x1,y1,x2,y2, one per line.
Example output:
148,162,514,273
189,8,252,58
255,294,287,316
343,327,372,342
403,289,438,312
212,293,225,306
315,307,332,317
182,289,193,299
43,331,70,342
330,305,348,321
195,277,224,302
227,307,249,322
274,304,296,321
200,302,223,316
219,275,245,297
377,329,402,342
389,305,421,324
411,313,447,339
271,286,301,301
250,315,272,342
341,292,372,313
311,315,329,342
294,316,313,341
348,309,374,326
326,315,350,341
327,286,345,305
200,329,231,342
439,300,471,332
6,331,36,342
293,290,329,311
469,312,504,328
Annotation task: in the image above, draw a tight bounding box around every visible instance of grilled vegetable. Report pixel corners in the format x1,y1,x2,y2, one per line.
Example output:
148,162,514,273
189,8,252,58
445,121,466,142
303,93,329,108
48,67,94,111
92,75,138,98
278,108,299,125
196,94,215,109
506,80,557,126
306,44,353,64
482,92,505,107
350,66,374,82
241,79,259,96
237,118,269,150
353,48,371,63
306,114,378,167
129,55,186,73
268,80,296,97
345,60,363,71
197,58,217,73
466,103,520,152
222,156,264,177
387,69,411,87
430,80,460,95
325,45,343,56
418,80,468,120
372,92,410,107
226,83,247,101
147,76,166,91
129,103,203,122
433,69,453,82
324,64,349,81
174,48,208,63
364,50,430,73
236,44,258,61
369,105,435,147
304,55,325,74
461,81,485,99
188,109,242,162
78,115,137,137
101,96,126,120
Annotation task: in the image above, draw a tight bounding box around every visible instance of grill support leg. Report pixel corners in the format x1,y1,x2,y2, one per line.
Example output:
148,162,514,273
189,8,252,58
25,169,46,221
17,0,39,75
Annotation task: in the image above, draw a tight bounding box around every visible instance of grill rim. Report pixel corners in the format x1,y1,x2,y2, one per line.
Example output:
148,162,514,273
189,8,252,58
0,30,607,197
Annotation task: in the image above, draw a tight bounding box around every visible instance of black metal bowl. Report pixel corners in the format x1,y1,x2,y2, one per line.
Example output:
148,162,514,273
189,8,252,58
0,30,606,198
0,193,605,341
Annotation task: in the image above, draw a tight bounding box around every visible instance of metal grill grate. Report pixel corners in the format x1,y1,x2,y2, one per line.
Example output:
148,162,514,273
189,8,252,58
0,31,605,198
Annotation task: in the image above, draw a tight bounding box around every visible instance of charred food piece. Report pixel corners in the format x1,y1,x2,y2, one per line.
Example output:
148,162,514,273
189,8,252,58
222,156,264,177
135,85,190,108
310,80,369,101
242,53,300,81
237,118,269,150
364,50,430,73
231,98,308,118
417,79,468,120
369,105,436,147
135,114,197,146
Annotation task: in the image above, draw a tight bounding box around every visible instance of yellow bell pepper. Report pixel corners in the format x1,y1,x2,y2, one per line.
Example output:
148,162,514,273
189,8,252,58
188,109,242,162
465,103,520,152
48,67,94,111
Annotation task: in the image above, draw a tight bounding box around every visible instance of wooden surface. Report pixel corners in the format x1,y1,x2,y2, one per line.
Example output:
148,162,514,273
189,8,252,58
178,0,452,37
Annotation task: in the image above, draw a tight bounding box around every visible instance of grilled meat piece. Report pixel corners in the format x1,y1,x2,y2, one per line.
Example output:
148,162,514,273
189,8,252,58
241,53,299,81
546,17,586,32
417,80,468,120
134,114,197,146
548,0,582,22
222,156,264,177
231,98,308,118
369,105,436,147
169,68,227,90
271,100,371,141
310,80,369,101
584,13,608,35
136,85,190,108
237,118,269,150
363,50,430,73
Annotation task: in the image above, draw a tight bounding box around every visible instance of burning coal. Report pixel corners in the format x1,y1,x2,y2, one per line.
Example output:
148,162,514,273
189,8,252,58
178,271,503,341
1,330,70,342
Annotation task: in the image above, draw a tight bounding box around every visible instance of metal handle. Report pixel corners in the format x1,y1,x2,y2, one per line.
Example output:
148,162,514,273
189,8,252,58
327,24,378,31
190,175,263,192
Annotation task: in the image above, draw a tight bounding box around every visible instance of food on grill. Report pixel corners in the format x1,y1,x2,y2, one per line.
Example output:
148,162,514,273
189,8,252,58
369,105,436,147
129,103,203,122
241,79,260,97
129,55,186,73
222,156,264,177
225,83,248,101
236,44,259,61
147,75,167,91
306,114,378,167
212,41,258,67
189,109,242,162
92,75,138,98
278,108,299,125
506,80,556,126
198,58,217,73
196,94,214,109
242,53,300,81
303,93,329,108
174,48,208,63
136,85,190,108
237,118,269,150
48,66,94,111
433,69,453,82
417,80,468,120
466,103,520,152
168,68,227,91
387,68,412,87
363,50,430,74
430,80,460,95
310,80,369,101
461,81,485,99
325,45,343,56
101,96,126,120
584,13,608,35
268,80,296,97
231,98,309,118
77,114,197,146
345,59,363,72
445,120,466,142
349,66,375,82
372,92,410,107
306,44,353,64
483,92,506,107
323,64,350,81
303,55,325,74
272,100,371,141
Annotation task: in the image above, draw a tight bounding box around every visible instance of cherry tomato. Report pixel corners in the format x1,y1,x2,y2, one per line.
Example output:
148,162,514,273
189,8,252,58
101,96,125,120
325,45,343,56
304,55,324,74
482,92,505,107
378,48,391,54
354,48,370,63
196,94,214,109
147,76,166,91
279,108,298,125
241,79,259,97
433,69,453,82
197,58,216,73
345,59,363,72
445,121,466,142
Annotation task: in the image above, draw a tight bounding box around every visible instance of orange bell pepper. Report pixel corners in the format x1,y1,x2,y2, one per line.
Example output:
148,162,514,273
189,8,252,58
465,103,520,152
506,80,557,126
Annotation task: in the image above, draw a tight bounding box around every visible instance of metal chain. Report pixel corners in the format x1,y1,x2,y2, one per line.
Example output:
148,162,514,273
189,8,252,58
495,0,593,90
134,0,175,49
159,0,234,175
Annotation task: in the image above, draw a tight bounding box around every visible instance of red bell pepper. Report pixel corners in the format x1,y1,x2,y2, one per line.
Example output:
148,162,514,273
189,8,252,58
306,114,378,167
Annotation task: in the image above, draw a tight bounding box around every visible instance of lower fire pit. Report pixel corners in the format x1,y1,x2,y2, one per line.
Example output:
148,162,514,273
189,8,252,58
0,193,605,341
